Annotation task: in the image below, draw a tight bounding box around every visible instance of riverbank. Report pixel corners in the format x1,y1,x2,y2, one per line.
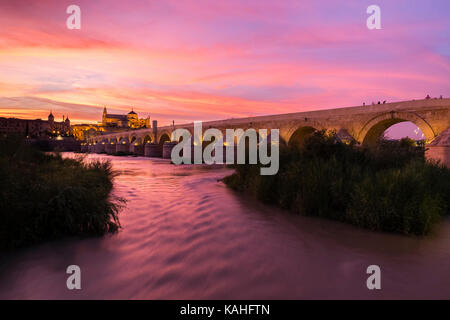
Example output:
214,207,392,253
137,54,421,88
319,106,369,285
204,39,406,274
0,137,123,250
223,131,450,236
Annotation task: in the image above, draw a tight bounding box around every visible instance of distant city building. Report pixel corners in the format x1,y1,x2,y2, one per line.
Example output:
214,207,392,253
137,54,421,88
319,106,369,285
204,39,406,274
71,124,106,141
48,112,71,135
0,112,70,137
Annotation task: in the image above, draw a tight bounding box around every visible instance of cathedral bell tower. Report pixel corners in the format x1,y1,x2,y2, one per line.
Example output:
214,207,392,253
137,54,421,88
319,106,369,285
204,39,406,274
48,111,54,131
102,106,107,126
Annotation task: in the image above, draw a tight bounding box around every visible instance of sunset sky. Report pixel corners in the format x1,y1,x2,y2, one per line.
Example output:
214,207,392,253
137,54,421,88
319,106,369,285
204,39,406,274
0,0,448,126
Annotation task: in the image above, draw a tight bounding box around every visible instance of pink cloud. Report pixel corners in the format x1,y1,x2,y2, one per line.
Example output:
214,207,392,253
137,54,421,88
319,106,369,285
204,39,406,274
0,0,448,124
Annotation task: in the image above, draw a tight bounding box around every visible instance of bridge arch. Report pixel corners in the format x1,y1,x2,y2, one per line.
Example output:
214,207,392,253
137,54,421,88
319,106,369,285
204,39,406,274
118,136,129,144
358,111,436,145
287,126,317,148
159,132,171,145
143,135,152,144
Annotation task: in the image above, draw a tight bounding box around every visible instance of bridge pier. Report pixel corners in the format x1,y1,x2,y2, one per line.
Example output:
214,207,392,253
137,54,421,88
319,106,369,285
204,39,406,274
130,143,144,156
162,142,177,159
95,143,105,153
145,143,163,157
426,128,450,168
106,143,116,154
116,142,130,154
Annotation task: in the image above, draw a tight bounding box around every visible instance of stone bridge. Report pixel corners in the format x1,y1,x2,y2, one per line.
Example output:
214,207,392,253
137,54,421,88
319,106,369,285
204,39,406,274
83,98,450,165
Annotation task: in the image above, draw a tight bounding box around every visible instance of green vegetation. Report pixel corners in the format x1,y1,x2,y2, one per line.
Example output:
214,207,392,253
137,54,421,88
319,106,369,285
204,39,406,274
0,136,124,250
223,131,450,235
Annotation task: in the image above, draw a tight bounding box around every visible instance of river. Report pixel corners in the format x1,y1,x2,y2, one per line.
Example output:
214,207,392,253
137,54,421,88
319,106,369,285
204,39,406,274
0,153,449,299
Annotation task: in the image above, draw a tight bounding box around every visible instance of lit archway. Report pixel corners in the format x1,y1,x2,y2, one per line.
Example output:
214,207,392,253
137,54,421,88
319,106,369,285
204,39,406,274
383,121,426,141
359,112,435,145
143,135,152,144
118,137,129,144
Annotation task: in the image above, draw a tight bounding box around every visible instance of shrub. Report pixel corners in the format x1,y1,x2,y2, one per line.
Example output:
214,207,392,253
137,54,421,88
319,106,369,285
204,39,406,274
0,136,124,250
223,131,450,235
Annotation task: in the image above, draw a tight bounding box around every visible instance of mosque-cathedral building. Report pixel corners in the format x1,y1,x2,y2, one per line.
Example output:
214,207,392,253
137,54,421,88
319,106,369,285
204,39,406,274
71,107,150,141
101,107,150,129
